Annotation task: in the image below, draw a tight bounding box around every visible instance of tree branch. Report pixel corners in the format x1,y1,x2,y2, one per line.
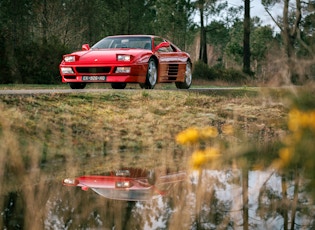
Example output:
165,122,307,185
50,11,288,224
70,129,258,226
264,7,283,32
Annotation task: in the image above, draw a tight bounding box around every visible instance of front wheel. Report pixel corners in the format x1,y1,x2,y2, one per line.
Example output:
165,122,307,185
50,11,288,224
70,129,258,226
175,61,192,89
111,83,127,89
69,83,87,89
140,58,157,89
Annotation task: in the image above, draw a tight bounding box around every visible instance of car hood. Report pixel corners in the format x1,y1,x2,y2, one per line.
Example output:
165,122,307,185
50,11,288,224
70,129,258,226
69,48,151,64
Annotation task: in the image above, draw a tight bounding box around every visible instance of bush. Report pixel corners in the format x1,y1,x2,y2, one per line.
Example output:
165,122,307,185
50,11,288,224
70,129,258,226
0,35,71,84
10,37,70,84
192,61,248,83
192,61,216,80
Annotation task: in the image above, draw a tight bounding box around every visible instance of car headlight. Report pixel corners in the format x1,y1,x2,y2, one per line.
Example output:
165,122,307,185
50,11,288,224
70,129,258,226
116,181,132,188
64,55,77,62
117,54,131,61
115,67,131,73
63,178,79,186
61,67,74,74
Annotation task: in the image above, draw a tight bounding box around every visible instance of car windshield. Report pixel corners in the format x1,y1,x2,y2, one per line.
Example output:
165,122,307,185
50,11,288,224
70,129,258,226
92,37,152,50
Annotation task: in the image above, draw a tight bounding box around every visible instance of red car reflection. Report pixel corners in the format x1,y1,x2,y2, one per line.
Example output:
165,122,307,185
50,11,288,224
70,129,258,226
63,168,186,201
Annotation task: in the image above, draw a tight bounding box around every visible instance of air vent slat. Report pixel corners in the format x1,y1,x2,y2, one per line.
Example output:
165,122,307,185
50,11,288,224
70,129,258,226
168,64,178,76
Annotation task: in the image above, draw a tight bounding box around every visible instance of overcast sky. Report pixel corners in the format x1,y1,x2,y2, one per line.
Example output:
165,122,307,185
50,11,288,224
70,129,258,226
228,0,283,26
194,0,283,30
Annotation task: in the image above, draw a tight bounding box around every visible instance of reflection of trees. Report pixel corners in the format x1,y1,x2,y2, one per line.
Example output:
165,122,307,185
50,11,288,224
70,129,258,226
2,192,24,229
257,170,314,229
45,190,136,229
191,170,232,229
2,168,315,229
242,168,249,230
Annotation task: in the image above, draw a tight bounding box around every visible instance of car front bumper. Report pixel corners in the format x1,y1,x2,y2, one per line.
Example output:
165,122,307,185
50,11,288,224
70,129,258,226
60,63,147,83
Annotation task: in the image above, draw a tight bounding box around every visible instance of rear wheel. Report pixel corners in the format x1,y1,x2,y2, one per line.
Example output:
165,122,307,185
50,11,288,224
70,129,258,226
69,83,87,89
111,83,127,89
175,61,192,89
140,58,157,89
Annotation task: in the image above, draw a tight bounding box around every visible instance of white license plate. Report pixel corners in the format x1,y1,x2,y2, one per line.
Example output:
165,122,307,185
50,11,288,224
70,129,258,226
82,76,106,81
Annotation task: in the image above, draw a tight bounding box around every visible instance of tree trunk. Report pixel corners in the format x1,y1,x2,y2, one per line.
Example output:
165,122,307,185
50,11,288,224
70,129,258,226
242,168,249,230
281,175,288,230
42,0,48,45
290,170,300,230
243,0,251,74
199,3,208,64
282,0,303,84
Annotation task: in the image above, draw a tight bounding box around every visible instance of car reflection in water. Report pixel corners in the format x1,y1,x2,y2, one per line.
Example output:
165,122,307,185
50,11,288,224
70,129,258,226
63,168,186,201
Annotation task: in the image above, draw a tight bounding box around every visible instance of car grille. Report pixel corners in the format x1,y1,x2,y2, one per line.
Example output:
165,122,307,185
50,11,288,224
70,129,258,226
168,64,178,76
76,67,111,74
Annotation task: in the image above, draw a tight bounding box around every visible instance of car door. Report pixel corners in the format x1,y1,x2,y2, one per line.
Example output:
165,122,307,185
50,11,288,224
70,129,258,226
154,37,186,82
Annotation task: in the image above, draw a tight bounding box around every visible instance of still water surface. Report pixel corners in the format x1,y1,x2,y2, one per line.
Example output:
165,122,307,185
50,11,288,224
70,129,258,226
1,150,314,229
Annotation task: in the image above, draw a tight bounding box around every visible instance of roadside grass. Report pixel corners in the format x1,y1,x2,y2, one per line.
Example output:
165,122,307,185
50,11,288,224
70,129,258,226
0,88,287,164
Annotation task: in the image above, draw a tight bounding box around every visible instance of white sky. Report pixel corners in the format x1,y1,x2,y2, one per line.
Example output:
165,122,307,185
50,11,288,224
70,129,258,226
228,0,282,25
194,0,283,30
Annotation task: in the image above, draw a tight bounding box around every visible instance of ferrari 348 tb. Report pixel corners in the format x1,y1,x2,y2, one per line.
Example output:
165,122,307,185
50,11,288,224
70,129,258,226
63,168,187,201
59,35,192,89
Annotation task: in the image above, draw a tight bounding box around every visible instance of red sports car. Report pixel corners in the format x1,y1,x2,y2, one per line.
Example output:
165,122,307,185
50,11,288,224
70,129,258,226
63,168,186,201
59,35,192,89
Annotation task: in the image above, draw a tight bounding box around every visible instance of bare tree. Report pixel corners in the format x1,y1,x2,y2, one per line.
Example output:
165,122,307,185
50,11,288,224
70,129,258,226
196,0,208,64
263,0,305,83
243,0,251,74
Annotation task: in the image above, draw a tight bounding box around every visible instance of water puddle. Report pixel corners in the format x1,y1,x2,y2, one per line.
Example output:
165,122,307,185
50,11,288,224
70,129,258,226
1,150,314,229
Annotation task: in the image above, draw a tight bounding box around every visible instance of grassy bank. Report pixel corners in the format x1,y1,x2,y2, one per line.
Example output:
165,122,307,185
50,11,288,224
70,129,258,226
0,89,287,160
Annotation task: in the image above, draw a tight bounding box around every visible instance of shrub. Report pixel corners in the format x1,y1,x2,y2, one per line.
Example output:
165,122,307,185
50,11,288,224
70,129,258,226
192,61,248,83
192,61,216,80
13,37,70,84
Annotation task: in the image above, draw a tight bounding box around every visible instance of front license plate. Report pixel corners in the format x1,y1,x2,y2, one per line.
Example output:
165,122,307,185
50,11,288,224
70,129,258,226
82,76,106,81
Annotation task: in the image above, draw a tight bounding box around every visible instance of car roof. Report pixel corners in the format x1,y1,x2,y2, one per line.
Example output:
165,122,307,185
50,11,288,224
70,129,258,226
106,35,155,38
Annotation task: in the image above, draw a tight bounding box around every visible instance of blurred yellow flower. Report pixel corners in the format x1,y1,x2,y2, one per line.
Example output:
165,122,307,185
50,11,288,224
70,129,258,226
288,109,315,132
200,126,218,139
272,147,294,170
190,147,220,169
288,109,300,132
176,126,219,145
279,147,294,166
176,127,199,145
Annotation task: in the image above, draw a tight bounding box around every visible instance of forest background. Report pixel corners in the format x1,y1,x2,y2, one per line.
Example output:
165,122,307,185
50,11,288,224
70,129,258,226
0,0,314,85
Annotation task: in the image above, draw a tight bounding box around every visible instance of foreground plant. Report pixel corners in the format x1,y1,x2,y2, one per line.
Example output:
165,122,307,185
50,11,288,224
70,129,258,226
176,125,234,169
272,108,315,198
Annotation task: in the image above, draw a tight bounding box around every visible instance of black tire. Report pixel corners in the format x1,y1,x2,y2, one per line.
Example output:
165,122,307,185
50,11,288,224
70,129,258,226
111,83,127,89
175,61,192,89
69,83,87,89
141,58,157,89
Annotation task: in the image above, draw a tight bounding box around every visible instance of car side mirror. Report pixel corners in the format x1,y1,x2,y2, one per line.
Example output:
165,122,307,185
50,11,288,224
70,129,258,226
82,44,90,51
154,41,170,52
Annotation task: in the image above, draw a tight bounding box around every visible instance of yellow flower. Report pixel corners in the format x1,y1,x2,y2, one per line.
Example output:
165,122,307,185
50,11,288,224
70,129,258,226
176,127,200,145
176,126,220,145
190,150,206,169
279,147,294,166
200,126,218,139
272,147,294,170
288,109,315,132
288,109,302,132
190,147,220,169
